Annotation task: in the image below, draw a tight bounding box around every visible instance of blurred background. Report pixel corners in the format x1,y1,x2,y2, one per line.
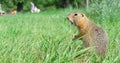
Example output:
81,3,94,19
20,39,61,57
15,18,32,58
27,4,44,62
0,0,111,11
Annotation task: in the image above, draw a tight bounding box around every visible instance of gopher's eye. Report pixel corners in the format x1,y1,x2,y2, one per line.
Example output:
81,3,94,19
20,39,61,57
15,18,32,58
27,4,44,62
74,13,78,16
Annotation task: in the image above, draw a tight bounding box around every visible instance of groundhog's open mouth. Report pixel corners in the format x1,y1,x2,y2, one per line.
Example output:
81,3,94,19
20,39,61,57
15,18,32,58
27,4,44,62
68,20,76,26
67,17,76,26
70,21,74,25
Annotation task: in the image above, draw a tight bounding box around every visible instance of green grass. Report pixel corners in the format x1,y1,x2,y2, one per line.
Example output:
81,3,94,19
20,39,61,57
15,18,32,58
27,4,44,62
0,1,120,62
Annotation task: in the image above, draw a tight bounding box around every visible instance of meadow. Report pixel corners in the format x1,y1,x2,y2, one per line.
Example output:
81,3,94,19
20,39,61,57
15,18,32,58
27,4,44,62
0,1,120,63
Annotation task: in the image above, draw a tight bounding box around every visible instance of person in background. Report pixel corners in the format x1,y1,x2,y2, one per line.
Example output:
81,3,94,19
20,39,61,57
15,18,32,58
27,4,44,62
30,2,40,13
0,4,2,11
0,4,6,16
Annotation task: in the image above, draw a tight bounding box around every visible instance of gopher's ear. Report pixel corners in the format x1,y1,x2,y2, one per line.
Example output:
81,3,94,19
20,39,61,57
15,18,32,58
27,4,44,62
81,13,84,17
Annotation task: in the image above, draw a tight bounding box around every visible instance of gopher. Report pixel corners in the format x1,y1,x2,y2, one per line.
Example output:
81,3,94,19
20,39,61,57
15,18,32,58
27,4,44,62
67,12,108,57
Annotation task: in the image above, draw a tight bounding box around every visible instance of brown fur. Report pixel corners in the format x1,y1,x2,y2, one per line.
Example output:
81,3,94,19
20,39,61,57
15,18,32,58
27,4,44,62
67,12,108,57
9,9,17,15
